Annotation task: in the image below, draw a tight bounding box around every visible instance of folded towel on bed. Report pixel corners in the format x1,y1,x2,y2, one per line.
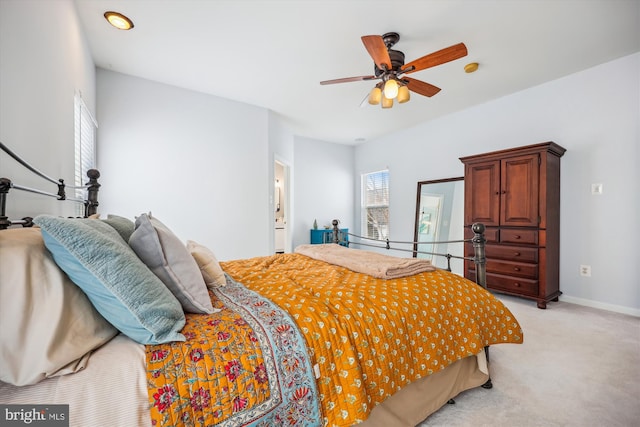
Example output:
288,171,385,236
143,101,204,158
295,243,436,279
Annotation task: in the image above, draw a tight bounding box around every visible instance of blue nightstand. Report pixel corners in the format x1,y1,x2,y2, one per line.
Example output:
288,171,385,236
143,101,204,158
310,228,348,246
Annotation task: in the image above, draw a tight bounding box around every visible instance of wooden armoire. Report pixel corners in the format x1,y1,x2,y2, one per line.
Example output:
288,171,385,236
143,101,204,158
460,142,566,309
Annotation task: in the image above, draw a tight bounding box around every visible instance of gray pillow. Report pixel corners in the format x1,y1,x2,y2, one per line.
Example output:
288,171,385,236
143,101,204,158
101,214,135,241
129,213,215,314
34,215,186,345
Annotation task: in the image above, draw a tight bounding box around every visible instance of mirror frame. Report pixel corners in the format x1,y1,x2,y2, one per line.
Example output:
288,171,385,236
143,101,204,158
412,176,464,258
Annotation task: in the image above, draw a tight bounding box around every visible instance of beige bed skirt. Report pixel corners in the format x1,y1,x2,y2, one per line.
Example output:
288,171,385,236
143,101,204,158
0,334,489,427
364,350,490,427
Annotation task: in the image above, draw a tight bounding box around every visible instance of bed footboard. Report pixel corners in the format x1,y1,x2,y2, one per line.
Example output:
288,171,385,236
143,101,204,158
330,219,487,290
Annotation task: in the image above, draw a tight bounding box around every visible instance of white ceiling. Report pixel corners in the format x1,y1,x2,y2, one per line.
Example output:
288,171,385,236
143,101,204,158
74,0,640,145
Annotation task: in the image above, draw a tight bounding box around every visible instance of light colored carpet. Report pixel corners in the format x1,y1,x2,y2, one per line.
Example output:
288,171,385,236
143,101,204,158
418,295,640,427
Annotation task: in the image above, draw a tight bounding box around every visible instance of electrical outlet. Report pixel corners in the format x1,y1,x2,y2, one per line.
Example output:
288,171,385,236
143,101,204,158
591,183,603,195
580,265,591,277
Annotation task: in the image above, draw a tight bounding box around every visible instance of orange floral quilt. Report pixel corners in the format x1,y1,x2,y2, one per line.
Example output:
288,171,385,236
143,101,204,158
145,277,322,426
221,253,523,426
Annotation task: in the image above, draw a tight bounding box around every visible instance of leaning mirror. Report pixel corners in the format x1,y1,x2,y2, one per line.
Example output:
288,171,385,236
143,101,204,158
413,177,465,275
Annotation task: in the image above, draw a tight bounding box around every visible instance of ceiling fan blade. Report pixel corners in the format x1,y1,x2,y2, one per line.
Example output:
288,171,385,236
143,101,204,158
361,35,392,70
404,77,441,97
320,75,377,85
402,43,468,74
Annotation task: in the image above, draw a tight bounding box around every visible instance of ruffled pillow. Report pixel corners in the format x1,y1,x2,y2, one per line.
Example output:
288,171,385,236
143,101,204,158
187,240,227,288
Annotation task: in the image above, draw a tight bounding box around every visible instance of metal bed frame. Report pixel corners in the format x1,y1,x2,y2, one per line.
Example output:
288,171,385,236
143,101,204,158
0,141,100,230
1,141,494,394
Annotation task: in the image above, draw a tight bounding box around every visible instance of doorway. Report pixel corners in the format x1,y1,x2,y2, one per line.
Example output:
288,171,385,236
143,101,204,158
274,160,289,253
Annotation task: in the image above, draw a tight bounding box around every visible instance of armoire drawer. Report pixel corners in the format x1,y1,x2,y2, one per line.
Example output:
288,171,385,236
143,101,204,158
485,273,539,297
486,259,538,278
484,244,538,263
499,228,538,245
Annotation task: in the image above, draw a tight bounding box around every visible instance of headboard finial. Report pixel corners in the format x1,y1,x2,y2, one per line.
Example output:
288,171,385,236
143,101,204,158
0,177,12,230
87,169,101,180
84,169,101,217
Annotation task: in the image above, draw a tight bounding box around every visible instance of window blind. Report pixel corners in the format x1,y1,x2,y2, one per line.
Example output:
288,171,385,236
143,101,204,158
74,94,97,215
362,170,389,239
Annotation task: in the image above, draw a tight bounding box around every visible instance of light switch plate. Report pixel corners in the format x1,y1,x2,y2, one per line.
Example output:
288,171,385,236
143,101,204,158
591,183,603,195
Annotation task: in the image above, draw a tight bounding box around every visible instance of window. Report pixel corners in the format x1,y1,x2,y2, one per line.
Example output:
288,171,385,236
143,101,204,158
74,93,97,215
362,169,389,240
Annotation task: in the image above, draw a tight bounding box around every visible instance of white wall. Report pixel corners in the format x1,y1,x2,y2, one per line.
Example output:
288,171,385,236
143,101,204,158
96,70,354,257
97,69,271,261
356,53,640,315
293,136,355,249
0,0,95,219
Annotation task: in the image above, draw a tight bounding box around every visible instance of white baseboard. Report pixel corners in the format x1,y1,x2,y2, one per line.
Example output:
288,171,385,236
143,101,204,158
559,295,640,317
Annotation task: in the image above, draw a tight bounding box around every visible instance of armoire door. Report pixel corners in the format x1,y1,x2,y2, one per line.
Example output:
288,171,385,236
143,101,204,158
500,154,539,227
464,160,500,226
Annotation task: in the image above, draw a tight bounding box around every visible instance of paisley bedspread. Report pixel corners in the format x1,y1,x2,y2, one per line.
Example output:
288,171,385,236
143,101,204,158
145,276,322,426
221,253,523,427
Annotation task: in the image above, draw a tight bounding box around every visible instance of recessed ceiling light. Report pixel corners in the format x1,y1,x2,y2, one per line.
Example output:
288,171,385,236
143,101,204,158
104,11,134,30
464,62,479,73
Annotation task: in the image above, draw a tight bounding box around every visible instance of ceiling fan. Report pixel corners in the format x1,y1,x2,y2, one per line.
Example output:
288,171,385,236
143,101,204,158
320,32,468,108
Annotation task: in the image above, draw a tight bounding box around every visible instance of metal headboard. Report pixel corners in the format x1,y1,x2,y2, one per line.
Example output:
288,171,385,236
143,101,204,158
0,141,100,230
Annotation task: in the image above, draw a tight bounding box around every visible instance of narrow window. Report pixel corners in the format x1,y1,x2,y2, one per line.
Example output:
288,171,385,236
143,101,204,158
362,169,389,239
74,93,97,215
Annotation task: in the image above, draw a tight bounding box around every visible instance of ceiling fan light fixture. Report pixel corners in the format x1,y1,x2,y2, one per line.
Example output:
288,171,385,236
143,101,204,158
383,79,399,99
104,11,134,30
368,86,382,105
397,85,410,103
320,33,467,108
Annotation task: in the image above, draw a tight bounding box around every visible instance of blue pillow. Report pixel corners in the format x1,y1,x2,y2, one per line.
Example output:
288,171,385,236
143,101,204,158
34,215,185,345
